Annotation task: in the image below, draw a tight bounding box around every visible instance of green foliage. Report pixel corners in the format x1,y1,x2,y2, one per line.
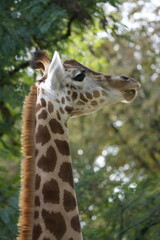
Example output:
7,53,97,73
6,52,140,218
76,169,160,240
0,0,160,239
0,167,19,239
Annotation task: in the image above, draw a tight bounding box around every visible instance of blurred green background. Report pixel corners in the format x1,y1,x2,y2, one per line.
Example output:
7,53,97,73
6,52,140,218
0,0,160,239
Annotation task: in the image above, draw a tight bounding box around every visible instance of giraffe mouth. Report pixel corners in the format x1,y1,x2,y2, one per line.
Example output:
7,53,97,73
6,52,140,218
122,80,141,102
122,89,137,102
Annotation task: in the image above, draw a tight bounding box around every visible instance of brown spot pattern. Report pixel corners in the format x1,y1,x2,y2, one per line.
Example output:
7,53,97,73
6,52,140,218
71,215,81,232
42,179,60,204
58,162,74,188
35,149,38,157
65,106,73,114
41,98,46,107
55,139,70,155
66,96,71,102
67,90,71,95
85,92,92,99
93,90,100,98
56,99,60,103
59,107,65,114
57,110,61,121
35,196,40,206
34,211,39,219
38,110,48,120
37,146,57,172
71,85,76,90
72,92,78,100
61,97,65,104
42,209,66,240
91,101,98,106
48,101,54,113
35,174,41,190
63,190,76,212
49,119,64,134
32,224,42,240
35,125,51,145
80,93,88,103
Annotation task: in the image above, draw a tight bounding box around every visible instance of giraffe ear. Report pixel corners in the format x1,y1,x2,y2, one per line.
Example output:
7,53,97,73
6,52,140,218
45,51,65,89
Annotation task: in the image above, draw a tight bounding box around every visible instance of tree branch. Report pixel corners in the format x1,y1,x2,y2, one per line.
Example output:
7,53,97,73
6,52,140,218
8,61,29,76
111,123,151,171
58,15,76,40
120,205,160,238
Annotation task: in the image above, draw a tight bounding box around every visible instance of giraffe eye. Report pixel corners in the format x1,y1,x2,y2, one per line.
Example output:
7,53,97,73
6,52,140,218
73,72,85,82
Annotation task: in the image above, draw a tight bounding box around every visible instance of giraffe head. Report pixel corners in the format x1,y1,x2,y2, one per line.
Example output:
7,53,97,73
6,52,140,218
31,51,140,119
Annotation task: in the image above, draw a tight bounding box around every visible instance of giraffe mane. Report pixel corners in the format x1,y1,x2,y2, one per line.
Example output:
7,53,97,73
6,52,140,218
18,85,37,239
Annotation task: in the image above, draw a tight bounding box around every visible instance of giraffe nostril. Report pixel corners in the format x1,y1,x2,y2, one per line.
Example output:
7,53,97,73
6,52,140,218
121,76,130,81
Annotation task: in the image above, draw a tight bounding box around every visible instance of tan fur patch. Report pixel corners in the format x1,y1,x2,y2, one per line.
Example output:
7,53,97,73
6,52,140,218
102,90,108,97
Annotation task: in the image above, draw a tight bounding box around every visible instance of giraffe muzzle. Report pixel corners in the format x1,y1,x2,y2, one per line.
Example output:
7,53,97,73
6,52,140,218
121,78,141,102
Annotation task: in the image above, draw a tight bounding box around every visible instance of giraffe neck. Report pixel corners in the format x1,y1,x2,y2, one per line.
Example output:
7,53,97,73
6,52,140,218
18,86,83,240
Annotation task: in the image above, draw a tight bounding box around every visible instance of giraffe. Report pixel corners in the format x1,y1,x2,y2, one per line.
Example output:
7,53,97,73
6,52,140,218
17,50,140,240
